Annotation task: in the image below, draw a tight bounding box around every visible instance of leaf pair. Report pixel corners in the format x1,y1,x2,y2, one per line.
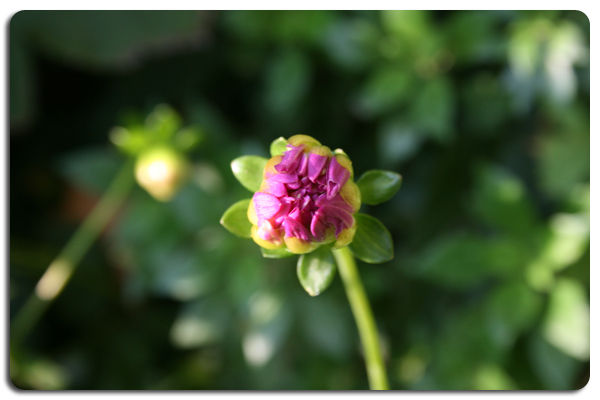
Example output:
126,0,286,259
296,213,395,296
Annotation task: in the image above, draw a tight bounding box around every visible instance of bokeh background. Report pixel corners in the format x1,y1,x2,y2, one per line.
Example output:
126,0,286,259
9,10,589,390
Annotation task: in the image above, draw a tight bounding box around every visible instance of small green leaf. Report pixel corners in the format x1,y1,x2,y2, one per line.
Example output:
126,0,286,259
261,247,295,259
231,156,268,192
174,127,204,152
350,213,394,263
145,104,181,140
270,137,288,156
297,247,336,296
220,199,252,238
356,169,402,205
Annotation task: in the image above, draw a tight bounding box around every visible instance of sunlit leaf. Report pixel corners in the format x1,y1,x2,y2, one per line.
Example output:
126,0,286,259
230,156,267,192
220,199,252,238
270,137,288,156
261,247,294,259
543,278,589,360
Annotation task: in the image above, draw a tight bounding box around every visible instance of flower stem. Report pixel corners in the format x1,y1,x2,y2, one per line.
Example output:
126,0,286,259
332,246,389,390
11,161,134,347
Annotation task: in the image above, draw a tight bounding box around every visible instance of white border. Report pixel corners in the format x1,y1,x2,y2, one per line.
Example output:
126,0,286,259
1,2,594,400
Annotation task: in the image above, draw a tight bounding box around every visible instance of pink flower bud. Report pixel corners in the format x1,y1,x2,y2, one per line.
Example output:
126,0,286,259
249,136,360,254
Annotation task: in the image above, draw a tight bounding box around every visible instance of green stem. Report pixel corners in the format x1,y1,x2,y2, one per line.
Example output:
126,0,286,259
332,246,389,390
11,162,134,346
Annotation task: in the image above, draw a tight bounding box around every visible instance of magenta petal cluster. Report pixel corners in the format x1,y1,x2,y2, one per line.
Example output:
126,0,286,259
250,138,359,253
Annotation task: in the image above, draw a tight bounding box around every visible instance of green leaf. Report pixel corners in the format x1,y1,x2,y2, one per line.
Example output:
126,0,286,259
145,104,182,140
261,247,295,259
350,213,394,263
356,169,402,205
542,278,589,360
270,137,288,156
220,199,252,238
297,247,336,296
230,156,268,192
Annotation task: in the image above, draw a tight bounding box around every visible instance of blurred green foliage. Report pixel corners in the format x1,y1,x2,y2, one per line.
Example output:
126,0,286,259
9,10,589,390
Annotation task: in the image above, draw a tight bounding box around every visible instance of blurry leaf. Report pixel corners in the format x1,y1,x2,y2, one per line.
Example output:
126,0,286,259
174,127,204,152
472,364,516,390
356,65,411,117
230,156,267,192
536,109,589,200
485,281,542,350
13,11,205,69
145,104,181,140
472,165,537,236
109,127,148,156
261,247,294,259
412,233,525,289
243,291,292,367
356,169,402,205
264,50,310,116
350,213,393,264
59,147,121,194
445,11,507,64
299,294,352,358
269,137,288,156
377,120,423,166
408,78,454,142
150,249,212,301
220,199,252,238
297,247,336,296
461,73,510,137
13,357,69,390
381,11,429,43
323,17,375,70
528,331,580,389
543,278,589,360
525,212,588,292
434,306,498,389
170,301,226,349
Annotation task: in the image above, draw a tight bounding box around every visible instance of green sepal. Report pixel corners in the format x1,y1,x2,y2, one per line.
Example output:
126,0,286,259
270,137,288,157
230,156,268,192
174,127,204,152
297,246,336,296
261,247,295,259
356,169,402,205
144,104,181,140
350,213,394,263
220,199,252,238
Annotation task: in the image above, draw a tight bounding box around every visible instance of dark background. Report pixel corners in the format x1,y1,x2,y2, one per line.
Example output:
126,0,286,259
9,10,589,389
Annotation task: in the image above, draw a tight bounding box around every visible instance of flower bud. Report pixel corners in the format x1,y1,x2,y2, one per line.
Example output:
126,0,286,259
248,136,361,254
134,146,188,201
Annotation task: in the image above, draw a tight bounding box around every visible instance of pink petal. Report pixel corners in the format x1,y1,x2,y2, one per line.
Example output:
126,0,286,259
326,157,350,199
275,144,304,173
253,192,282,222
307,153,327,182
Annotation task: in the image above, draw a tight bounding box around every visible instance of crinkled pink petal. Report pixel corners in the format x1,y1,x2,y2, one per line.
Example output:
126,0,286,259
310,210,328,240
253,192,282,222
275,144,304,173
326,157,350,199
269,173,298,184
283,216,310,241
307,153,327,182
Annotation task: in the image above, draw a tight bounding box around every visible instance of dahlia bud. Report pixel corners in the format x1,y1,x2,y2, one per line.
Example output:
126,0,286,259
134,146,189,202
247,135,361,254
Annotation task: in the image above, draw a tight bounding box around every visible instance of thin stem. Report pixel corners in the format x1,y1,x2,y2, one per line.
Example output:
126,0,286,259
332,246,389,390
11,161,134,346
